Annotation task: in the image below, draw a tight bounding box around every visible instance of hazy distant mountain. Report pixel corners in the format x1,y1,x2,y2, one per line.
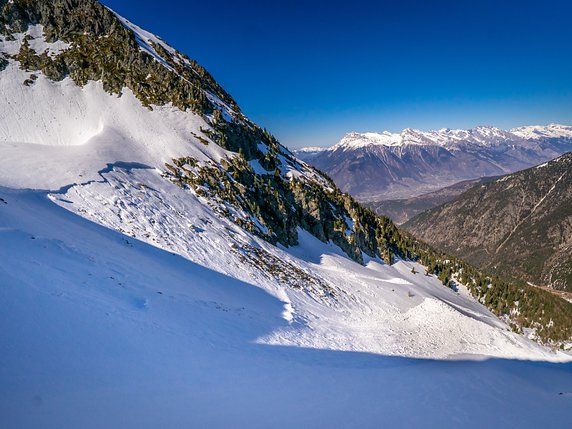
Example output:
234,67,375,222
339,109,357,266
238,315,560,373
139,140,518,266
295,124,572,201
404,152,572,292
365,176,498,225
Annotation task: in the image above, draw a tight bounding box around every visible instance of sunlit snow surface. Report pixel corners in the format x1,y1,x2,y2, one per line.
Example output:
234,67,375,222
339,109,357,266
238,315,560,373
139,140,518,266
0,38,571,428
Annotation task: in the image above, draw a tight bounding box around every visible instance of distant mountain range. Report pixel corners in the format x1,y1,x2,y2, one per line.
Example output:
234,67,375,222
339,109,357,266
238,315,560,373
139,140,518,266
295,124,572,201
404,152,572,292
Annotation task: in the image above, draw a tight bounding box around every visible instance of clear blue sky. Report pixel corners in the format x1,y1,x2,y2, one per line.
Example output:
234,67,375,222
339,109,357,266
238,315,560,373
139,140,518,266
102,0,572,148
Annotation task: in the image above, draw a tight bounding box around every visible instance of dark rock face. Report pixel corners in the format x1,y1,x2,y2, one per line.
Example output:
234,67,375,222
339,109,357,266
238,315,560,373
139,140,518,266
405,153,572,291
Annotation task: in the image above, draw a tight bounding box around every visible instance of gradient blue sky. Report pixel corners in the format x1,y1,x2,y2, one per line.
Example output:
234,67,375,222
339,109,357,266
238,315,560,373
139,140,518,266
102,0,572,148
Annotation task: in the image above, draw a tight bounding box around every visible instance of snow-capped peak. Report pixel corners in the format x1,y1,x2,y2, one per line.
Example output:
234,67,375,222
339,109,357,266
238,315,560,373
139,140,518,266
294,146,329,153
313,124,571,152
511,123,572,140
331,131,403,150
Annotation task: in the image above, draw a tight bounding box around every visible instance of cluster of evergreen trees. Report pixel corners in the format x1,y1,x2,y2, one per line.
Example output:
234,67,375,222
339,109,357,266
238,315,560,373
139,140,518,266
0,52,7,70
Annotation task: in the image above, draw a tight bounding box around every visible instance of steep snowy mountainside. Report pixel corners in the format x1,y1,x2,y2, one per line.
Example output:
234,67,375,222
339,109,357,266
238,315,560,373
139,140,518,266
0,66,227,189
0,0,570,349
45,165,565,360
295,124,572,200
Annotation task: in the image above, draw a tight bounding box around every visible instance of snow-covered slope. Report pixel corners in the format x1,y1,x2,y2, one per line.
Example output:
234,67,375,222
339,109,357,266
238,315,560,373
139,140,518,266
1,1,571,427
0,67,226,190
43,164,564,360
3,186,572,428
295,125,572,200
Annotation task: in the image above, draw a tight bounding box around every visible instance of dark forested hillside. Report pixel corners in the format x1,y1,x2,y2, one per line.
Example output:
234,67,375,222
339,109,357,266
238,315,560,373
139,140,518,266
405,153,572,293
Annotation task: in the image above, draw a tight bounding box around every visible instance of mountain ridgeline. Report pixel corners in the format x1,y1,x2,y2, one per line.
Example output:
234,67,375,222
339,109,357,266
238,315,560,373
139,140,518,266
1,0,572,344
405,153,572,293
